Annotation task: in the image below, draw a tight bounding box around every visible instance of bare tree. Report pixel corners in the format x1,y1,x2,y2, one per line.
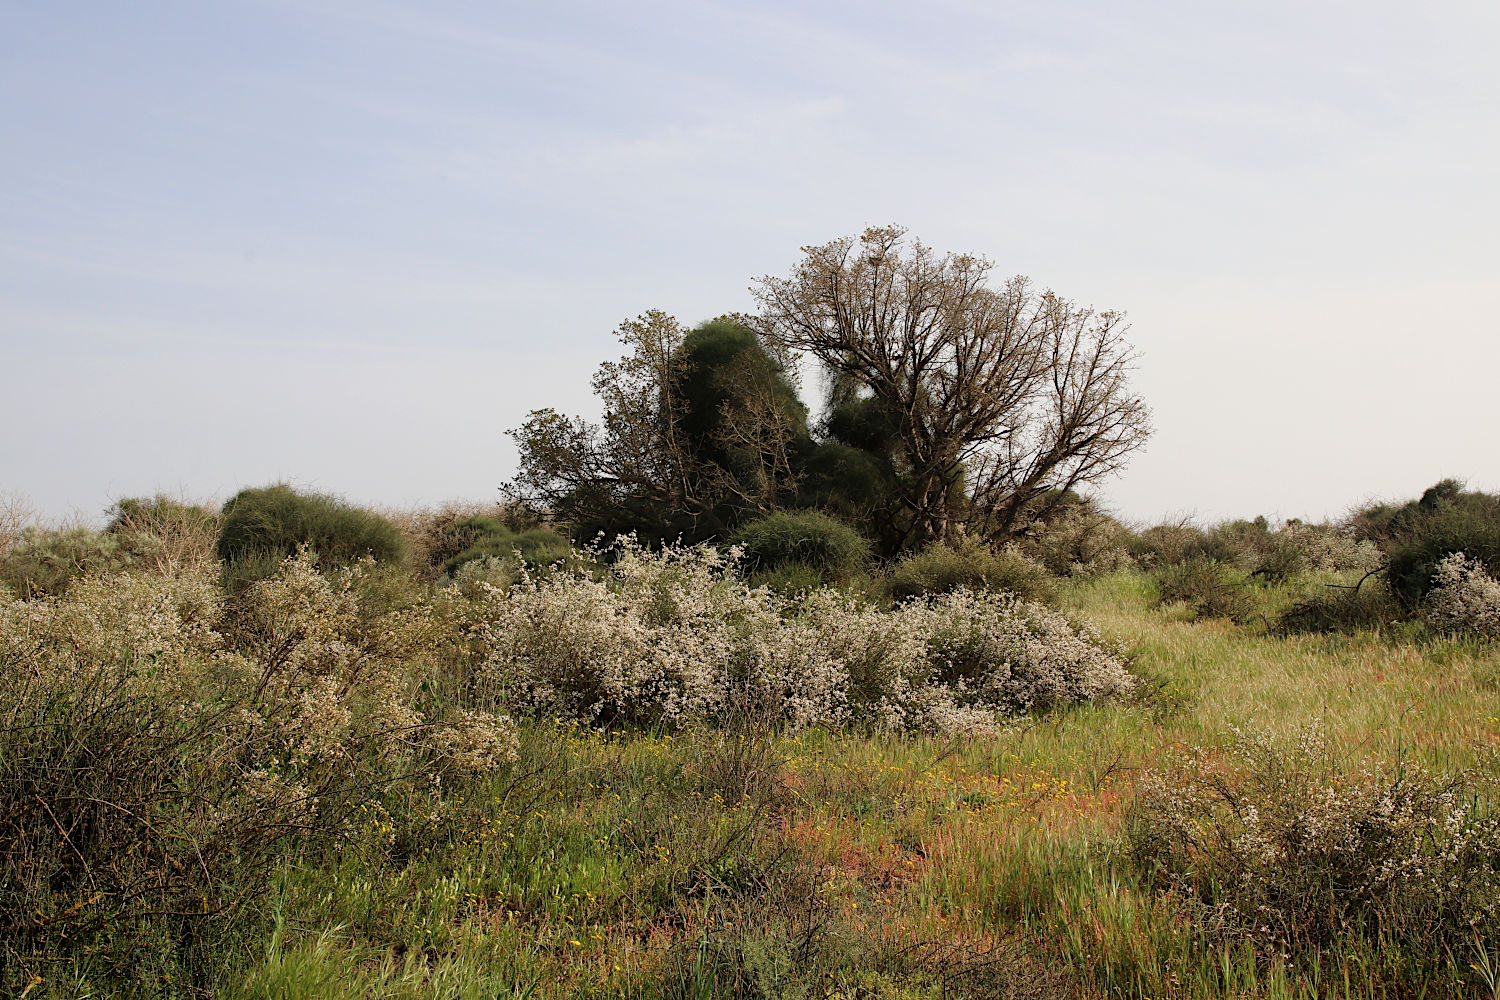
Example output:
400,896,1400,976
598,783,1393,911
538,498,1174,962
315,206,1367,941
753,225,1150,549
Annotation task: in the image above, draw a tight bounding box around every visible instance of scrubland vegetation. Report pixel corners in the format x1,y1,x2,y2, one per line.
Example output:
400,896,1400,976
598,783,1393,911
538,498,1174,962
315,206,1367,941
5,232,1499,997
3,477,1500,1000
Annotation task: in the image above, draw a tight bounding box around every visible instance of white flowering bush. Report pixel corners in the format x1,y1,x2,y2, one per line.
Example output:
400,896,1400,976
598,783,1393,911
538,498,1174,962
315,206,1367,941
1128,726,1500,960
0,551,516,981
471,538,1134,734
1423,551,1500,639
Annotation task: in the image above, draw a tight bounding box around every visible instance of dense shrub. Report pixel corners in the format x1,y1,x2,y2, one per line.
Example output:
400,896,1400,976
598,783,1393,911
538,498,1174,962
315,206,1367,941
216,484,407,585
1152,556,1254,622
106,494,220,576
1381,486,1500,606
1128,523,1233,569
1248,520,1382,581
1276,581,1406,635
885,538,1055,603
1423,552,1500,639
1017,502,1132,577
0,556,515,985
440,517,570,576
734,510,871,583
0,526,133,598
471,539,1133,733
1129,727,1500,972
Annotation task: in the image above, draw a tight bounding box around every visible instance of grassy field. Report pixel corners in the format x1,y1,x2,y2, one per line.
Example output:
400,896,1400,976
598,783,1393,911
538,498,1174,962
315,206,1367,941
26,571,1494,999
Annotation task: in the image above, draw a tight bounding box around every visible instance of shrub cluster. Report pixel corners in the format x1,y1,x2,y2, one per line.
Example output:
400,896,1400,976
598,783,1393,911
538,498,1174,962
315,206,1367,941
884,538,1055,604
0,553,515,984
1423,551,1500,639
1276,582,1404,635
1128,726,1500,968
216,484,408,586
1151,556,1255,623
471,539,1134,734
1016,501,1133,577
734,510,872,585
0,526,136,598
1371,483,1500,606
1132,518,1378,581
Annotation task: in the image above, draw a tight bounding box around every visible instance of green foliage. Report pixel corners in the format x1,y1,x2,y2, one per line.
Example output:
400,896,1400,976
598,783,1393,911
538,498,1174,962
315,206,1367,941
105,495,216,537
1016,497,1132,576
676,318,808,470
441,518,571,576
744,561,828,596
216,484,407,586
885,538,1055,604
0,527,131,598
1128,523,1231,569
1152,556,1255,622
799,395,906,554
1378,483,1500,606
733,510,871,583
1276,580,1406,635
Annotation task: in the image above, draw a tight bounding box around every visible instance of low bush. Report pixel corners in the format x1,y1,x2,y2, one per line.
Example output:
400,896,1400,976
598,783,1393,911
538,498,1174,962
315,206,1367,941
1128,523,1232,569
1128,727,1500,980
216,484,407,586
1276,579,1406,634
1151,556,1254,622
734,510,871,584
440,518,570,576
745,560,827,595
0,527,133,598
885,538,1055,603
1423,551,1500,639
106,494,220,576
0,555,515,986
471,539,1133,734
1017,502,1133,577
1384,488,1500,606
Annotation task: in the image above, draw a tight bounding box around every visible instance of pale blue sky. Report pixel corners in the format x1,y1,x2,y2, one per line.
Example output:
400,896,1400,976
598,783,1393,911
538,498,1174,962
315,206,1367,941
4,0,1498,524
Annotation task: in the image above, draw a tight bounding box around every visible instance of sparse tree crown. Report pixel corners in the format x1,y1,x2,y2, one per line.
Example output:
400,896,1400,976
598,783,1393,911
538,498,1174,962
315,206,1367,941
753,225,1151,548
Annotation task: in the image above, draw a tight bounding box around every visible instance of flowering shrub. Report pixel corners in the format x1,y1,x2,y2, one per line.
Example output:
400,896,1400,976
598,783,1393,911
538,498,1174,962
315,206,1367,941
0,552,516,983
472,539,1133,734
1424,551,1500,639
1018,504,1133,576
1128,726,1500,962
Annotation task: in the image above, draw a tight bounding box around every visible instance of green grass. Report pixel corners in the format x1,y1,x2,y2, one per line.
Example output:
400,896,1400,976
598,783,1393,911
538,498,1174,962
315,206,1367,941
23,570,1500,999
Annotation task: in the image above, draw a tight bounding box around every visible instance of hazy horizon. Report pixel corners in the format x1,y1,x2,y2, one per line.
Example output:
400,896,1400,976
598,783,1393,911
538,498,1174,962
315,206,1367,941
5,1,1498,526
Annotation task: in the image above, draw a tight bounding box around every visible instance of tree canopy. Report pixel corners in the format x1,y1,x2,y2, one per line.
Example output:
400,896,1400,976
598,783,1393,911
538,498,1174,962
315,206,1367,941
508,227,1151,554
753,225,1151,549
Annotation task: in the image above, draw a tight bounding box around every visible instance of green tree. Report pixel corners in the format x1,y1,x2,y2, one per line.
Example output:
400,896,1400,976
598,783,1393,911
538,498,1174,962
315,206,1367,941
506,312,808,542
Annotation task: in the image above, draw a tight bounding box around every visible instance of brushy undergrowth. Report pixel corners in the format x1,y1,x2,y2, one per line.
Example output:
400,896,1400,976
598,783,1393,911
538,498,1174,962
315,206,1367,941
7,490,1500,999
473,540,1134,734
0,554,515,989
1425,551,1500,639
733,510,871,585
1276,579,1406,634
1128,726,1500,975
885,538,1055,604
1151,555,1256,623
217,484,408,587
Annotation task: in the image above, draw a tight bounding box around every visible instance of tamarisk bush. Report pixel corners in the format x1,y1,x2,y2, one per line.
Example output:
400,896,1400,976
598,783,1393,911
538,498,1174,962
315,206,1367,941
469,538,1134,733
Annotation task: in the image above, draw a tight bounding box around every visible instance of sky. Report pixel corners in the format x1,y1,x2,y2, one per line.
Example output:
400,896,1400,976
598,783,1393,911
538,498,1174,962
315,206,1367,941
3,0,1498,526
